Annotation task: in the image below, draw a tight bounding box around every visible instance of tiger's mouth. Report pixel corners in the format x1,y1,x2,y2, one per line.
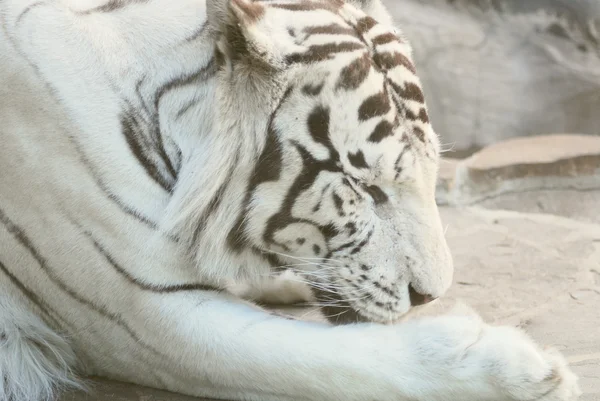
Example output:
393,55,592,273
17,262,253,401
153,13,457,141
311,286,371,325
310,285,410,325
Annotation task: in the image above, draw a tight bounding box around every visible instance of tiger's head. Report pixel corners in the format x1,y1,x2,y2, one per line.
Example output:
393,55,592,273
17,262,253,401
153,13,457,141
198,0,453,324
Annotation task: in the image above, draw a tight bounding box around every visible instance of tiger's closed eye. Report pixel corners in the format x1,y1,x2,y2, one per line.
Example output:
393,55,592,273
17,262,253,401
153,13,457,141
362,184,388,204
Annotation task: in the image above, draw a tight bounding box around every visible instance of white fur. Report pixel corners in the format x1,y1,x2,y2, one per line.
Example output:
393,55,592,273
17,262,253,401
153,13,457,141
0,0,581,400
0,295,81,401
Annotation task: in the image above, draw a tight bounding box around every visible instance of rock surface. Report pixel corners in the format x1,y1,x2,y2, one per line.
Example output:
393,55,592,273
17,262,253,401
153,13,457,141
476,189,600,224
61,205,600,401
437,134,600,213
385,0,600,154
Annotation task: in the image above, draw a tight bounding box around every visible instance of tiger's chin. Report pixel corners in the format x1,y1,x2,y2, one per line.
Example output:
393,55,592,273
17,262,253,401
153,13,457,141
319,304,413,325
310,286,416,326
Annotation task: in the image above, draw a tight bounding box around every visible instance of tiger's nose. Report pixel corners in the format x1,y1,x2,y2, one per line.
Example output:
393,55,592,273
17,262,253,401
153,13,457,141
408,284,437,306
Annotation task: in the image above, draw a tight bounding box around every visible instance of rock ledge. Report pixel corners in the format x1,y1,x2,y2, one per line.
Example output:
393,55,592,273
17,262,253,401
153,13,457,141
437,134,600,211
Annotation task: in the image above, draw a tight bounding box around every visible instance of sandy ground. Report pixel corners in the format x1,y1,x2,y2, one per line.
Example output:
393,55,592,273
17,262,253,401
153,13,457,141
61,203,600,401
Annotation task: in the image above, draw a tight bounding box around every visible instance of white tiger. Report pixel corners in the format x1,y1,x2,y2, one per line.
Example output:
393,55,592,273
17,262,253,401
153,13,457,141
0,0,581,400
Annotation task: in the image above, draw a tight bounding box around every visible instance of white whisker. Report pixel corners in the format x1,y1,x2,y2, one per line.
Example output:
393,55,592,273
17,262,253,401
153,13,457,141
439,141,456,154
261,249,344,265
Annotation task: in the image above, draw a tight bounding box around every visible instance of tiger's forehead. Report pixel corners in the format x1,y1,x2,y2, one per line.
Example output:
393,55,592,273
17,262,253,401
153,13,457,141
257,0,439,162
259,1,414,65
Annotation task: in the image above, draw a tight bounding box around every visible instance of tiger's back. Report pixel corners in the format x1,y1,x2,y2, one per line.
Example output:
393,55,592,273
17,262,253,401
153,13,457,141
0,0,222,397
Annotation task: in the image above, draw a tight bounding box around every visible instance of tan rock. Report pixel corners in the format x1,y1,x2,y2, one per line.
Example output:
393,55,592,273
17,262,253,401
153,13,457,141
466,134,600,169
445,134,600,204
387,0,600,154
435,157,460,205
476,189,600,224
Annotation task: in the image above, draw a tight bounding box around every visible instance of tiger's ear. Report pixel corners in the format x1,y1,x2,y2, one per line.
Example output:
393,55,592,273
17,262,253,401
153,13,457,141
345,0,392,26
206,0,264,34
206,0,272,67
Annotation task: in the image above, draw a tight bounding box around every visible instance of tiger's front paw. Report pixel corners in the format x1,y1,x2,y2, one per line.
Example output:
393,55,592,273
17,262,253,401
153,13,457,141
534,347,582,401
472,325,581,401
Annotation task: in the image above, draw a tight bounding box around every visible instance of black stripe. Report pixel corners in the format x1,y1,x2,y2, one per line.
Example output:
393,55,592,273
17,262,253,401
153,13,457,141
121,111,175,192
350,228,374,254
307,105,332,146
160,135,179,179
175,98,201,120
254,101,343,251
67,136,161,230
302,82,325,96
394,142,411,180
310,286,369,325
164,136,183,178
330,239,357,253
184,22,208,43
345,222,357,236
261,141,341,251
367,120,394,142
122,87,177,185
362,184,388,205
227,86,295,252
343,176,365,200
190,152,238,245
371,33,399,47
151,58,218,182
15,1,45,24
303,24,355,39
154,58,218,111
372,51,416,73
320,222,340,240
332,192,345,216
373,280,397,297
271,2,340,12
389,81,425,103
358,91,390,121
78,0,150,15
0,260,63,329
347,150,368,168
405,107,429,123
286,42,364,64
413,126,426,142
5,13,169,235
134,77,153,119
0,207,165,358
335,52,371,90
83,230,219,293
355,16,377,35
311,183,332,213
173,147,183,174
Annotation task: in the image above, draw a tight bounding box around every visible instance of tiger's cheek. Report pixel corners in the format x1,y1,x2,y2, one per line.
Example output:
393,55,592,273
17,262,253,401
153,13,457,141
271,223,327,258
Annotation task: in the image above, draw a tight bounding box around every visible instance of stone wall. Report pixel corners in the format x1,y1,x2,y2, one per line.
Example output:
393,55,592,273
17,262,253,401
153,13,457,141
383,0,600,155
436,134,600,225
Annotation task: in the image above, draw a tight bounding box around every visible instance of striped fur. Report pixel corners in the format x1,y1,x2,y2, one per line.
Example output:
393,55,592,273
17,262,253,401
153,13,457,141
0,0,580,400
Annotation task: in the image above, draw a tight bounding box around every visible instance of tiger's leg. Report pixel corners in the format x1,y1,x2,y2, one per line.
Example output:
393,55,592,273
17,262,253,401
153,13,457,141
228,270,315,307
116,290,580,401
